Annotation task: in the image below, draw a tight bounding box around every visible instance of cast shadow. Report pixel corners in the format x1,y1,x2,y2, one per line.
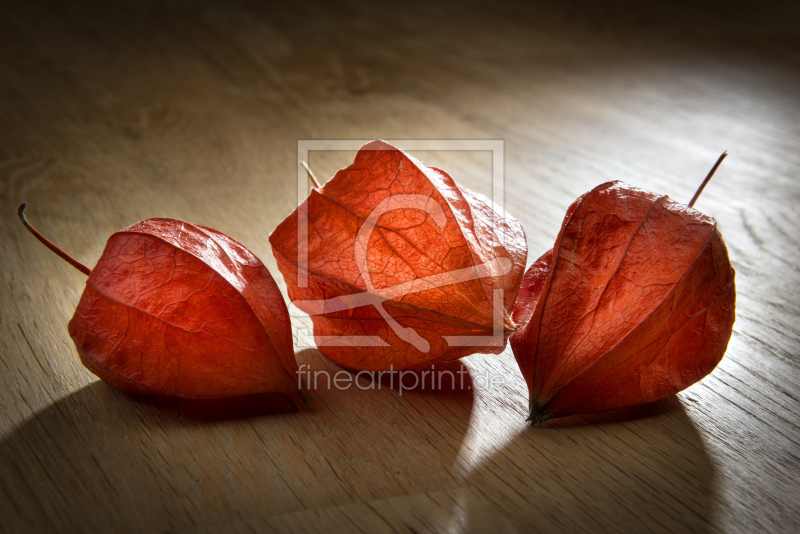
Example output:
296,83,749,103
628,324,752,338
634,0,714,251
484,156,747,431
0,348,475,533
456,396,717,533
124,391,298,423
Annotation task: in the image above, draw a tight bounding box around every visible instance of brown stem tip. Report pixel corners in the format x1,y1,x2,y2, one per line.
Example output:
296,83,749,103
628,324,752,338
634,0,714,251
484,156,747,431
18,203,91,276
688,151,727,209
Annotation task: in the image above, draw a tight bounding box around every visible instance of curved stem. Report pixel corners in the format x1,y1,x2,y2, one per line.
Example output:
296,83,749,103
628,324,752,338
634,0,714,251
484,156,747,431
688,151,727,208
301,160,322,189
18,203,91,276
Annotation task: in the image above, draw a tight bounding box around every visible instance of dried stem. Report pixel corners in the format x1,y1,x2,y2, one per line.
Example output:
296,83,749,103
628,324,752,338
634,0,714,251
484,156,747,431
301,161,322,189
18,203,91,276
688,151,727,208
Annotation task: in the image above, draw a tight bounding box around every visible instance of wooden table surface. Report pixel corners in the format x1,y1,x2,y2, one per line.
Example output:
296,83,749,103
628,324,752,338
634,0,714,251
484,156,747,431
2,0,799,532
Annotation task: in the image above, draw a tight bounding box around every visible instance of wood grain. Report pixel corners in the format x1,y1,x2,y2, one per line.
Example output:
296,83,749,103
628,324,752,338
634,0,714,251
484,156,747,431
1,0,799,532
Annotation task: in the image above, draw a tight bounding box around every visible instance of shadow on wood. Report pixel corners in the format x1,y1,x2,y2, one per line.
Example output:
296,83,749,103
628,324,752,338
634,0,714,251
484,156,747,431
0,349,475,532
168,382,718,533
122,390,301,423
458,396,716,533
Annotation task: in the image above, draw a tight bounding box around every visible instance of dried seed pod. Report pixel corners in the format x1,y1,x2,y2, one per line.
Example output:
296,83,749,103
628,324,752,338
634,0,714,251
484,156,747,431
510,179,735,423
20,206,301,399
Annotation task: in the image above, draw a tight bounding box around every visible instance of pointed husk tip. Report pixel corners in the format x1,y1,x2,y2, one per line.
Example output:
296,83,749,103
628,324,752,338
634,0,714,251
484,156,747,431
527,397,554,425
297,389,312,407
